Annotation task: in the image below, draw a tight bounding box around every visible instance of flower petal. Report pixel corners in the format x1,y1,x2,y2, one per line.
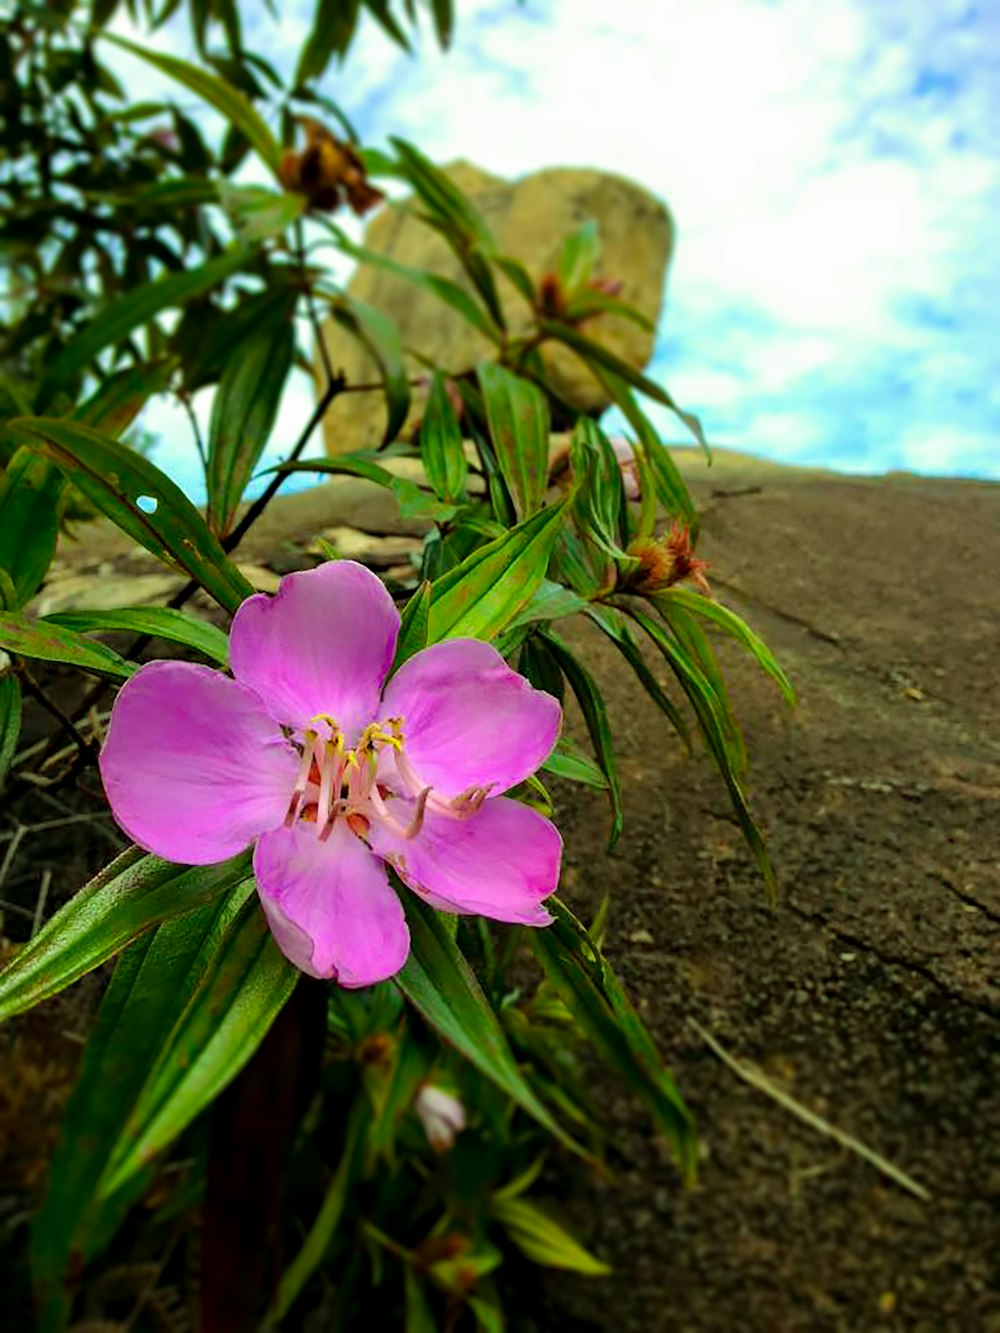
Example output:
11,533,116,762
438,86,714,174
100,660,297,865
254,820,410,985
380,639,560,797
230,561,399,740
370,797,561,925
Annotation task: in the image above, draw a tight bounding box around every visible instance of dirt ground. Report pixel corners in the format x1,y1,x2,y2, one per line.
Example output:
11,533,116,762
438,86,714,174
2,455,998,1330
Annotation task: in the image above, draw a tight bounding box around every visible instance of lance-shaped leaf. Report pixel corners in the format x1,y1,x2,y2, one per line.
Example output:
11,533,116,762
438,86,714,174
262,1101,368,1329
586,604,692,752
0,847,253,1023
37,249,247,408
0,674,21,786
206,300,295,536
98,891,298,1196
428,501,569,643
556,219,600,297
541,737,608,790
536,318,709,458
328,229,501,343
628,606,776,897
74,357,178,438
0,610,136,680
295,0,363,84
530,899,697,1182
394,580,432,668
0,449,63,608
329,295,410,446
46,608,229,667
492,1196,610,1275
395,893,581,1156
421,371,468,503
477,361,550,519
598,370,699,530
657,588,796,706
32,896,244,1331
101,32,282,174
11,419,254,614
539,631,623,847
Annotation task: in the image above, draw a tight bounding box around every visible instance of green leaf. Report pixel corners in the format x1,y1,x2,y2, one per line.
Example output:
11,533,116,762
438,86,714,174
262,1100,368,1329
556,219,600,296
0,610,136,679
541,737,608,790
0,449,63,608
537,319,710,459
394,580,432,668
395,894,580,1155
0,674,21,787
328,228,501,343
657,588,796,706
31,897,243,1331
600,374,699,529
0,848,253,1023
37,249,247,408
628,606,776,897
530,899,697,1181
221,183,308,242
421,371,468,503
428,502,569,643
295,0,362,83
206,300,295,536
539,631,622,847
477,362,550,519
330,295,411,446
101,32,282,173
99,890,298,1196
429,0,454,47
45,608,229,666
390,137,496,252
12,418,254,614
492,1196,610,1275
74,358,178,438
586,605,692,752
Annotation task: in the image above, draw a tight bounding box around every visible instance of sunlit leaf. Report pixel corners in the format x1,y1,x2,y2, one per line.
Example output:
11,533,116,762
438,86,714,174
12,418,254,614
428,501,569,642
101,32,283,173
0,848,253,1023
99,890,298,1196
0,674,21,787
492,1195,610,1275
420,371,468,502
0,610,136,680
477,361,550,519
46,607,229,666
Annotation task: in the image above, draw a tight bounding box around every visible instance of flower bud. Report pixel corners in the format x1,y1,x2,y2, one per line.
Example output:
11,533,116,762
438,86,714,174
414,1083,467,1153
622,522,711,596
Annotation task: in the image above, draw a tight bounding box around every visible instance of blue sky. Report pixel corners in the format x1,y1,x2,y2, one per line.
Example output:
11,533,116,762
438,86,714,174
110,0,1000,494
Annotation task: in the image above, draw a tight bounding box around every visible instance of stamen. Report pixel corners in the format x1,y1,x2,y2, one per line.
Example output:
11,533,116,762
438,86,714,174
316,739,342,842
367,782,431,840
285,728,319,827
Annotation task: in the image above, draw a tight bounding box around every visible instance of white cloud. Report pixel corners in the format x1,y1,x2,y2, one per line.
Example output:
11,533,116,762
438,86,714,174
106,0,1000,490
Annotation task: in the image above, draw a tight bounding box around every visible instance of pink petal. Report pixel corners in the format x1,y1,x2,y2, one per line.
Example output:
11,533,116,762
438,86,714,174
370,797,561,925
380,639,560,797
100,661,298,865
229,562,399,740
254,820,410,985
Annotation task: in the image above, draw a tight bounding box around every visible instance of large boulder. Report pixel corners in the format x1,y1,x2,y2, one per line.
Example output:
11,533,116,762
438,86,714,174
317,162,674,454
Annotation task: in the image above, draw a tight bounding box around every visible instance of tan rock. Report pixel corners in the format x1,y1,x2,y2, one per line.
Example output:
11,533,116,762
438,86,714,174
318,163,673,454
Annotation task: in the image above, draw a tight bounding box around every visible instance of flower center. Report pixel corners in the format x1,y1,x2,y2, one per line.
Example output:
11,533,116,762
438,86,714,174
284,715,490,845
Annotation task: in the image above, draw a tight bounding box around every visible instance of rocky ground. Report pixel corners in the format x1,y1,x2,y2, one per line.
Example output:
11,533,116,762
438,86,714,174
2,452,998,1331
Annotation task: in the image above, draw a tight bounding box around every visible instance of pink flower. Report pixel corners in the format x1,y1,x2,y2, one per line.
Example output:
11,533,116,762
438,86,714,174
609,435,641,502
99,562,562,987
414,1083,467,1152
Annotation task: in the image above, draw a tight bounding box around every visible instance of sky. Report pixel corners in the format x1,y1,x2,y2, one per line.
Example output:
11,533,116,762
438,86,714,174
108,0,1000,495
